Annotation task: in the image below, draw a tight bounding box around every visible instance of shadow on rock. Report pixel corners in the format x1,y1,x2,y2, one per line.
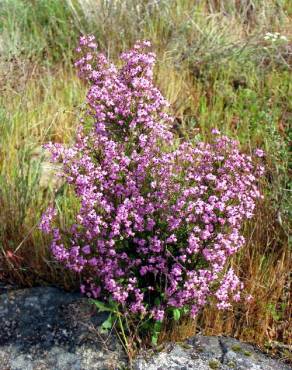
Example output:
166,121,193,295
0,287,127,369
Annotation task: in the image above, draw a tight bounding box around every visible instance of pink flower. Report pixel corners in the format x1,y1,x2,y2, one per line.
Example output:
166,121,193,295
254,148,265,158
40,36,263,323
151,307,165,321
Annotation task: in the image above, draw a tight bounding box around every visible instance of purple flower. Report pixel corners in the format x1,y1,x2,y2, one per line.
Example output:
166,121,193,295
39,206,57,234
40,36,264,322
254,148,265,158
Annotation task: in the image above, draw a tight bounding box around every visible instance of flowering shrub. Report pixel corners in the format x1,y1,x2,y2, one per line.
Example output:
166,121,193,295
40,36,264,325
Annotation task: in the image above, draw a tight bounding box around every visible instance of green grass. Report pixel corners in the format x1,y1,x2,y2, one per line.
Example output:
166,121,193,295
0,0,291,352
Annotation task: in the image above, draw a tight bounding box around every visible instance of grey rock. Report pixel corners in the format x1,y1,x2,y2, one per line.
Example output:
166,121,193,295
0,287,290,370
133,344,211,369
218,336,290,370
134,335,291,370
187,335,223,360
0,287,127,369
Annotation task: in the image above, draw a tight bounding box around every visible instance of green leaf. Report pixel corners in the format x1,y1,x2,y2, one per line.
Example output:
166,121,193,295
182,307,189,315
102,315,113,329
108,297,119,310
154,297,161,306
154,321,162,332
151,333,158,346
173,308,181,321
91,299,116,313
99,314,114,334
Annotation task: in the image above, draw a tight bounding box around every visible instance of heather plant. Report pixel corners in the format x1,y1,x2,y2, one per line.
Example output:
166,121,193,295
40,35,264,348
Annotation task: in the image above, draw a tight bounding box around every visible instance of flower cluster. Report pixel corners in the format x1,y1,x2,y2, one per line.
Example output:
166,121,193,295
40,35,264,322
263,32,288,43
